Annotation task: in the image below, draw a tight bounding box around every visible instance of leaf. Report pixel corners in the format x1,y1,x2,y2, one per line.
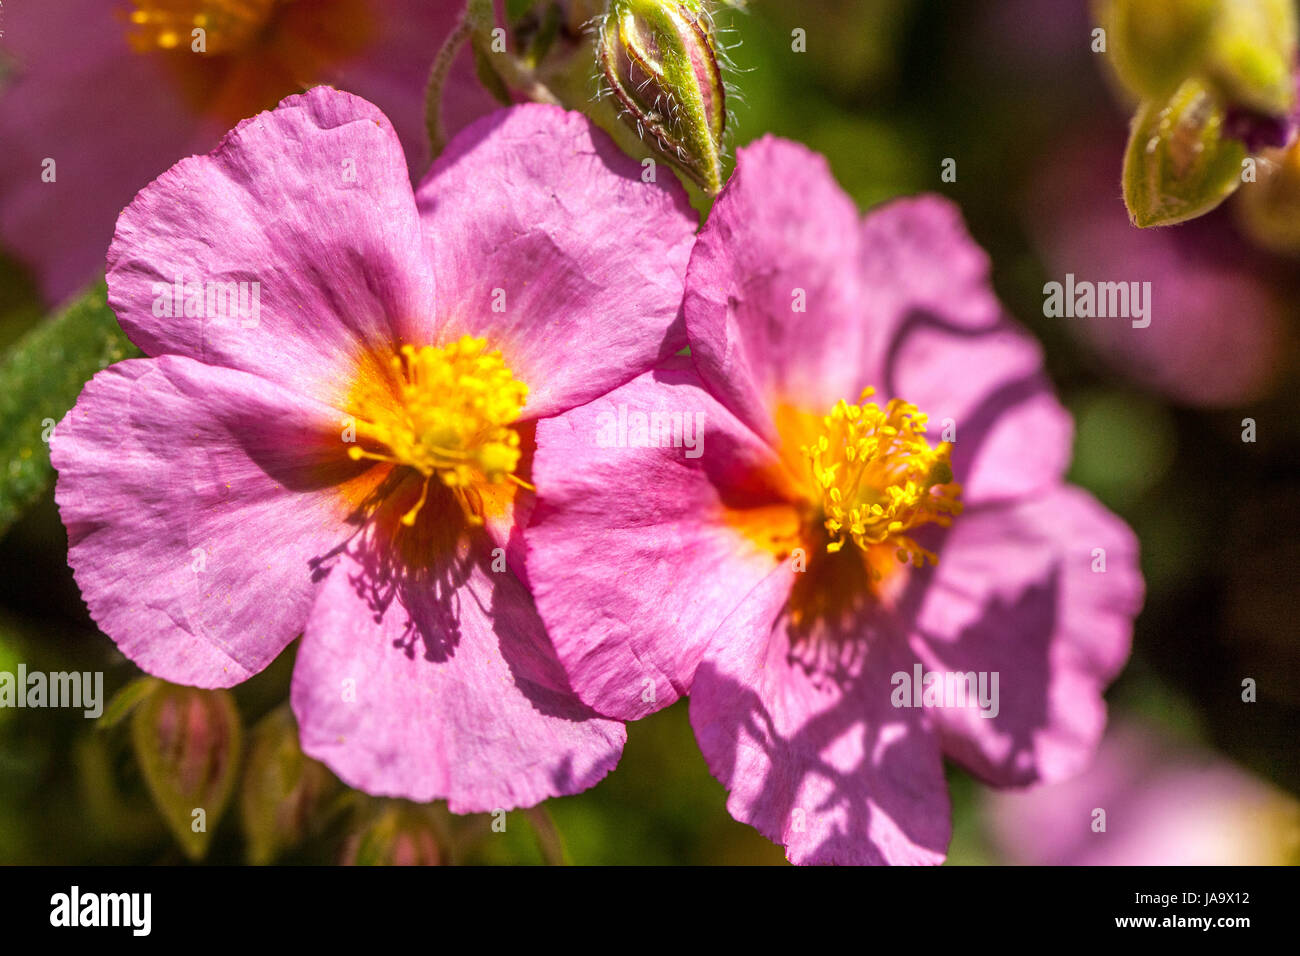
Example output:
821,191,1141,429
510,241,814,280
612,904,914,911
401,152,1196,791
0,281,139,537
97,677,161,731
472,40,514,106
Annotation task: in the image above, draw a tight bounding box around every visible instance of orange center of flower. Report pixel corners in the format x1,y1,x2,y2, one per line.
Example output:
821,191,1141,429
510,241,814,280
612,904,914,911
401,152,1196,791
801,387,963,577
347,336,531,528
127,0,280,54
123,0,374,125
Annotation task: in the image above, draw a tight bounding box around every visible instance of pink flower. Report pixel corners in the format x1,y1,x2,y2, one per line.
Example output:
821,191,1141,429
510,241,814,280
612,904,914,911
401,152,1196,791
0,0,496,305
525,138,1144,864
1025,127,1291,408
984,721,1300,865
51,87,698,811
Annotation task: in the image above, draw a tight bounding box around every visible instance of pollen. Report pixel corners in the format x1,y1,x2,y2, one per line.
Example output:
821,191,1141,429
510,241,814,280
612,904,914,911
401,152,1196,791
802,387,962,573
126,0,279,55
349,336,530,527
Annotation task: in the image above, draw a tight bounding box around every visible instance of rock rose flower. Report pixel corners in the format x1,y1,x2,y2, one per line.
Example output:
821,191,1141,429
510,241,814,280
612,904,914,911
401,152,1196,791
525,138,1144,864
52,87,697,810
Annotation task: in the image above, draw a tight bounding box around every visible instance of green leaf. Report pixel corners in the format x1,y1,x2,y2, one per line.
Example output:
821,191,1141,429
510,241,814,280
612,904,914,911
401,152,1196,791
0,281,139,537
97,676,161,732
1123,77,1248,227
472,41,514,106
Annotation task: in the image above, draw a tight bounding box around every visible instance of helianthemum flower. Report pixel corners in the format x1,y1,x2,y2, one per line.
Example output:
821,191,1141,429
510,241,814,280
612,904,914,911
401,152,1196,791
51,87,697,809
0,0,497,304
525,138,1144,864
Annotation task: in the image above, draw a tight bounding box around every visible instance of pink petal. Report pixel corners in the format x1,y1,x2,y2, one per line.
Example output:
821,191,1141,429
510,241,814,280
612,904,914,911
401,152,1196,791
886,319,1073,505
684,136,869,443
320,0,502,179
907,486,1143,786
690,566,951,865
1028,130,1290,407
51,355,370,687
107,86,434,407
416,105,698,420
292,535,626,811
685,137,1008,446
1,1,479,306
526,360,792,720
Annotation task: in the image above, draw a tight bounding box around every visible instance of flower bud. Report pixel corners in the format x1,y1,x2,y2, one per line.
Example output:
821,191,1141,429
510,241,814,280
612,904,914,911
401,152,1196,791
1098,0,1297,117
597,0,727,194
1097,0,1221,101
131,682,242,860
239,706,337,865
1123,76,1248,226
1203,0,1297,117
341,801,445,866
1236,140,1300,254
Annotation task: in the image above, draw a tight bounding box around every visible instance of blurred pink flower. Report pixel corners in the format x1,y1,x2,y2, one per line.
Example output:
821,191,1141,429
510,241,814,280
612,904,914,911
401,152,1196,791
0,0,497,305
52,88,699,810
1025,126,1292,407
524,138,1144,865
985,721,1300,865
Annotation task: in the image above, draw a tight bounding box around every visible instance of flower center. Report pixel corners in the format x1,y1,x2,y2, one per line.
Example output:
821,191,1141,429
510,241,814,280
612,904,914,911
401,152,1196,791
127,0,280,54
349,336,530,528
802,387,962,575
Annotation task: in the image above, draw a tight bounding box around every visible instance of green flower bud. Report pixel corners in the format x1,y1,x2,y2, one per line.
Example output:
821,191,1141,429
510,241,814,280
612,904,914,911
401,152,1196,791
1099,0,1297,117
597,0,727,194
1123,76,1249,227
1236,141,1300,253
1097,0,1221,101
131,683,242,860
1204,0,1297,116
239,706,337,865
342,801,445,866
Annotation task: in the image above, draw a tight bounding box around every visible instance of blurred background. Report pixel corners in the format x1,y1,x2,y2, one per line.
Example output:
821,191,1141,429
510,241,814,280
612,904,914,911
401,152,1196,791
0,0,1297,864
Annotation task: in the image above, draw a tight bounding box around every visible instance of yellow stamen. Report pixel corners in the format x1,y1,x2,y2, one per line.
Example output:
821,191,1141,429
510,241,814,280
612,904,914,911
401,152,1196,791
801,387,962,576
348,336,529,527
126,0,281,55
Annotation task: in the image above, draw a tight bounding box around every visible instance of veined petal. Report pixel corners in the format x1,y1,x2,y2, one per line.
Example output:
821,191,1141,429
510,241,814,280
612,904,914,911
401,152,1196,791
292,531,625,811
52,355,376,687
417,105,698,420
106,86,434,408
526,359,795,720
907,486,1143,786
690,565,951,866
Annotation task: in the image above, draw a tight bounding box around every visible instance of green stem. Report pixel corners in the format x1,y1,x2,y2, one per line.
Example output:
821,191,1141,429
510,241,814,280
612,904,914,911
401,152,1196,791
425,5,476,158
524,805,567,865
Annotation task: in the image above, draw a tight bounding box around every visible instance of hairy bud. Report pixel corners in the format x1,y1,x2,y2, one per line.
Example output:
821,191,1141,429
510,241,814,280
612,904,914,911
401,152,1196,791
598,0,727,194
